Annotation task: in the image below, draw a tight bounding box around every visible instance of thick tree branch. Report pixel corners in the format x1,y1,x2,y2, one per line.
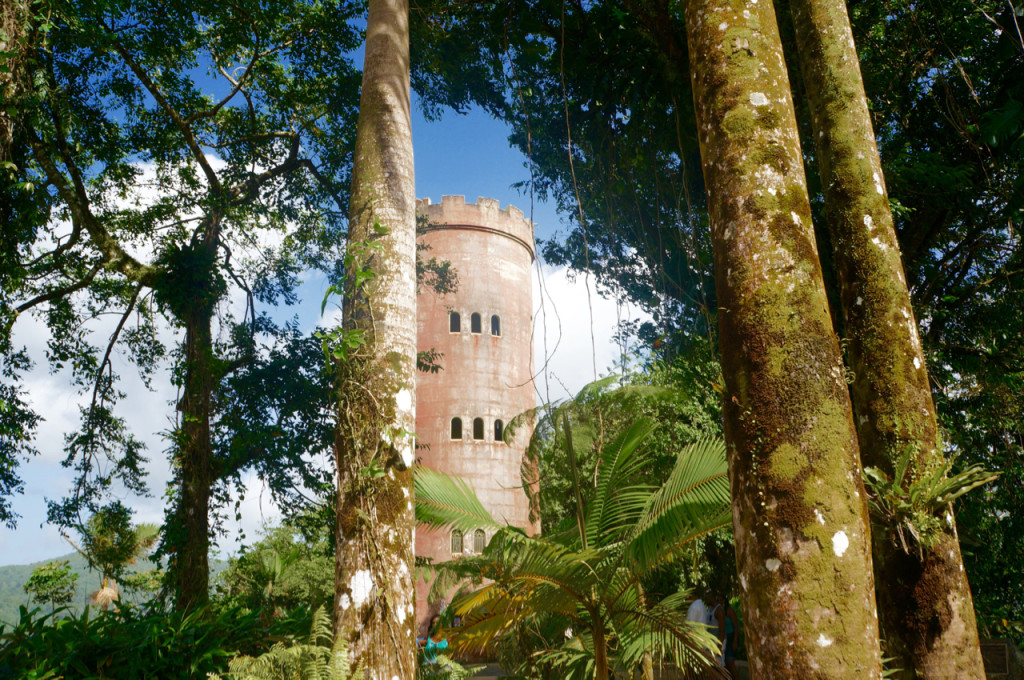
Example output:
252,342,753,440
88,285,143,421
24,223,83,267
104,28,223,195
211,131,298,149
301,157,348,210
27,131,157,286
201,29,314,126
11,262,103,318
228,132,302,205
190,43,262,125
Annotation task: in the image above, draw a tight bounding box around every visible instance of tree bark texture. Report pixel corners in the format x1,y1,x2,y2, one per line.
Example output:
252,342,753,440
682,1,883,677
0,0,28,161
333,0,417,677
787,1,985,676
175,303,214,611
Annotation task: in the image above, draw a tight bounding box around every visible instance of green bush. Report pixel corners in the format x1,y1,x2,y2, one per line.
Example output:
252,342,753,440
0,602,313,679
214,524,333,618
211,606,357,680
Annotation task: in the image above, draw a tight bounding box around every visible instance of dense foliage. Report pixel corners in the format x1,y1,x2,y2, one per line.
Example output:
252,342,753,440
209,606,357,680
215,522,334,617
0,602,316,679
1,0,365,608
1,0,1021,671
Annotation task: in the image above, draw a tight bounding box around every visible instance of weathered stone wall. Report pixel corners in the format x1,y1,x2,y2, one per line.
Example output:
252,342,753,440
414,195,537,632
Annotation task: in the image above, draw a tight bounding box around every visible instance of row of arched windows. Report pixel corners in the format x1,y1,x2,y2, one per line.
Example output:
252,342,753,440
450,311,501,336
450,417,504,442
451,528,488,554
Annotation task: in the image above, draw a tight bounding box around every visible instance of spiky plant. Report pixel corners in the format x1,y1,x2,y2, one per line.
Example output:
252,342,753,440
210,606,359,680
863,446,999,559
415,418,733,680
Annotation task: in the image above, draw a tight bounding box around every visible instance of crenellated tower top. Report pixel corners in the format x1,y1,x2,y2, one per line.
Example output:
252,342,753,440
416,195,535,260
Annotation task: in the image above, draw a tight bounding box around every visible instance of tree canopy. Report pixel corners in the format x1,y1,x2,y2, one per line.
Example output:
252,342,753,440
2,0,365,607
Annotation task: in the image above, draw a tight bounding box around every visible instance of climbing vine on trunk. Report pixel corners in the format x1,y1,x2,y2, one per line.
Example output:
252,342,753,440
330,0,417,676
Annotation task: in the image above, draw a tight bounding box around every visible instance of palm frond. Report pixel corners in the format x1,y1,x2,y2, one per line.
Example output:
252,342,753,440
449,601,522,656
448,538,599,633
532,631,596,680
627,438,732,567
613,590,720,659
414,467,501,532
584,418,659,548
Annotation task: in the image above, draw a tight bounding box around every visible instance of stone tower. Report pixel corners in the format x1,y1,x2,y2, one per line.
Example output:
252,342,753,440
414,195,537,628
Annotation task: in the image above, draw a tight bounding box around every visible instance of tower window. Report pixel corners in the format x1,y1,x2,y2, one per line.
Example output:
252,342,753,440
450,417,462,439
449,312,461,333
494,419,504,442
474,529,486,553
473,417,484,440
491,315,501,336
471,313,482,334
451,529,463,554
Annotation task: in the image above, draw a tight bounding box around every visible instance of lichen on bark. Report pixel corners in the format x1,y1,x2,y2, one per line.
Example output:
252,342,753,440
682,0,883,676
332,0,417,677
787,0,985,676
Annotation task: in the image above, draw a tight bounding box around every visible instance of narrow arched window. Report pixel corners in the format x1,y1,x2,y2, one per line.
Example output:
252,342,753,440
473,417,484,440
494,419,504,442
450,417,462,439
491,315,501,336
449,312,461,333
470,313,482,334
451,529,463,554
474,529,486,553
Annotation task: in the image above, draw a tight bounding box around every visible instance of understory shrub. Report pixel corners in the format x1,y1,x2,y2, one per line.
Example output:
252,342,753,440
0,602,314,679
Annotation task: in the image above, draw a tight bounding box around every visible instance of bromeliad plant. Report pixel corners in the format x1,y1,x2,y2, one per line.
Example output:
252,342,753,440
415,417,733,680
862,446,999,559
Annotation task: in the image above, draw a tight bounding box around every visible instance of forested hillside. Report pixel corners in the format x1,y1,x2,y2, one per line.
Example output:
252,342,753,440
0,554,228,624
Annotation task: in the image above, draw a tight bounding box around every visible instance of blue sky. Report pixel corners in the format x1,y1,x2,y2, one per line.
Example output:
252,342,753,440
411,95,562,241
0,96,644,568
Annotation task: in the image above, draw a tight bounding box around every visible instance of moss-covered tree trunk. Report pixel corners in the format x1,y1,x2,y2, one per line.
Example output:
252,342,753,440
332,0,417,676
174,304,214,611
682,1,883,676
0,0,28,161
168,237,223,613
787,1,985,676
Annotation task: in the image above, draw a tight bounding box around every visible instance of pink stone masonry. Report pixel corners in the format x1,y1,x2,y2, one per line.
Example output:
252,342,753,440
414,196,537,633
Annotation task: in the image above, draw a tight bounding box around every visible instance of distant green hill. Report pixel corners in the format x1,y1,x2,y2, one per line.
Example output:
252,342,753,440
0,553,227,624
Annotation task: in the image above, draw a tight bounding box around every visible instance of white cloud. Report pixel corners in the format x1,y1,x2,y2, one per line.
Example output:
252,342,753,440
532,264,650,402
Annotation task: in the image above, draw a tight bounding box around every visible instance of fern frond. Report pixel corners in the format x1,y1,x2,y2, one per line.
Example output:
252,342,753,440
211,605,360,680
414,467,501,532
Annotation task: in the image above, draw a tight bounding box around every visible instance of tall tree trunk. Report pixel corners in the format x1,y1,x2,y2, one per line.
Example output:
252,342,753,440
0,0,28,162
175,302,214,611
787,1,985,676
333,0,416,676
681,1,883,677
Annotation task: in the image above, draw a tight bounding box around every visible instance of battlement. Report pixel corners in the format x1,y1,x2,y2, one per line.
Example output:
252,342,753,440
417,195,535,258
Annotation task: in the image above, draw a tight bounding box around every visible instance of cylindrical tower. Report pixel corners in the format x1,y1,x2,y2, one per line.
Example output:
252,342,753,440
414,195,537,630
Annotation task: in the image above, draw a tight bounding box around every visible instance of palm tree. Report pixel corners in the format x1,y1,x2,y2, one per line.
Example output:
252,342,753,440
415,417,733,680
